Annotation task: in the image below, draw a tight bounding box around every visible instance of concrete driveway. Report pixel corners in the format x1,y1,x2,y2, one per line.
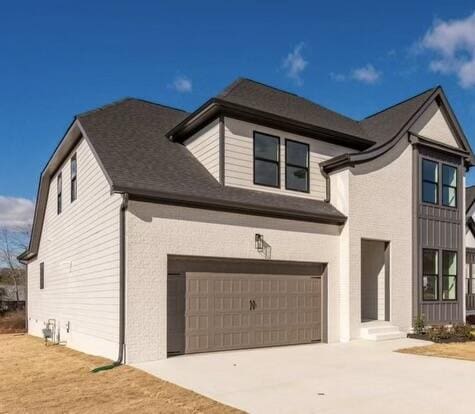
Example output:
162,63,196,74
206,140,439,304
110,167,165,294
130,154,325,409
133,339,474,414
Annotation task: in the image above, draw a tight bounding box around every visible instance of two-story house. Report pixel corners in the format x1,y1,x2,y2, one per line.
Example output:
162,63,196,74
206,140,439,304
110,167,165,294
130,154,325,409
19,78,474,363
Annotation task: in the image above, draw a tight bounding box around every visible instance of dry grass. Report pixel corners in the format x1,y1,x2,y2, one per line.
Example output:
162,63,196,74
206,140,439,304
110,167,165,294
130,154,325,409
0,334,243,414
398,341,475,362
0,309,26,334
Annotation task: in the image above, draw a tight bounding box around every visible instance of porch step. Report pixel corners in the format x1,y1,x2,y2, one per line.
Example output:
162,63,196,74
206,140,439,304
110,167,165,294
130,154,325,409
360,323,406,341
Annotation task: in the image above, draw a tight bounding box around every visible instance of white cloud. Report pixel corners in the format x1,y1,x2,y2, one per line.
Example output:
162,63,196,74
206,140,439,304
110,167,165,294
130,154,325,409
419,12,475,88
171,75,192,93
330,64,382,84
351,64,381,84
282,43,308,85
0,196,35,229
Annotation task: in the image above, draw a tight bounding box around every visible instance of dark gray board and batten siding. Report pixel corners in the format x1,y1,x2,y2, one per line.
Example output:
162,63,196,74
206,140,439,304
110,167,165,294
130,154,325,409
416,145,464,323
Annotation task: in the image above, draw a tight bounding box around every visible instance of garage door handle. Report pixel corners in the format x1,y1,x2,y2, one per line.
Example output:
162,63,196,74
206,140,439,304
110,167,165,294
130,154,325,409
249,300,257,311
249,300,253,311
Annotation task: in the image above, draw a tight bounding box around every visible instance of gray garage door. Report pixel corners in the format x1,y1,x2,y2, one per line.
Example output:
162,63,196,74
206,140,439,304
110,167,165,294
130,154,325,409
168,272,322,355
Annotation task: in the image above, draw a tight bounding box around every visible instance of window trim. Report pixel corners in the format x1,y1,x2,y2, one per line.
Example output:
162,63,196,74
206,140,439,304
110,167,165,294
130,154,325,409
253,131,281,188
421,159,439,205
71,153,77,203
422,248,439,302
285,139,310,193
40,262,44,290
442,250,458,301
57,172,62,215
441,163,457,208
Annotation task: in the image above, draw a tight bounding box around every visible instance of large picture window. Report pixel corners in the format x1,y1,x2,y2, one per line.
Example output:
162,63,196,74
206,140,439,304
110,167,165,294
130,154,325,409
285,140,309,192
442,251,457,300
422,159,438,204
253,132,280,188
422,249,438,301
442,164,457,207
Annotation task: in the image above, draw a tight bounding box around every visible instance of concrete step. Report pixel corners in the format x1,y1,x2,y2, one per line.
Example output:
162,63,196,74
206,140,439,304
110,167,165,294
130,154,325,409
360,323,406,341
361,331,406,341
360,325,401,336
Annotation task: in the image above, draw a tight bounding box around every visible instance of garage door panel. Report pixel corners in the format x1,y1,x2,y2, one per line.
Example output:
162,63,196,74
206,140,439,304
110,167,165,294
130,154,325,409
171,271,322,355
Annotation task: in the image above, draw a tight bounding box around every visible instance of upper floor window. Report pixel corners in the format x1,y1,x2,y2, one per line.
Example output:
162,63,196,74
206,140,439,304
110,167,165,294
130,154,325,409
422,159,438,204
57,173,62,214
285,140,309,192
71,154,77,202
253,132,280,188
442,164,457,207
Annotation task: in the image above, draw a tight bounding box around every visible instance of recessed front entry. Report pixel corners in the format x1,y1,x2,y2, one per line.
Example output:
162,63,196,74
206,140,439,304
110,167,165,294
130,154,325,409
167,257,326,356
361,240,390,322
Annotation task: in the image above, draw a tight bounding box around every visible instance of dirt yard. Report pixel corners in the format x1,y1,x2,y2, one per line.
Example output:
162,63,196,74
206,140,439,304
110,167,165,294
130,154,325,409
0,334,243,414
0,309,26,334
398,341,475,362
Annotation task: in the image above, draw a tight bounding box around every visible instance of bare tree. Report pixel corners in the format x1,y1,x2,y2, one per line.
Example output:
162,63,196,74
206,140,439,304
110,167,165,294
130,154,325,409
0,225,31,304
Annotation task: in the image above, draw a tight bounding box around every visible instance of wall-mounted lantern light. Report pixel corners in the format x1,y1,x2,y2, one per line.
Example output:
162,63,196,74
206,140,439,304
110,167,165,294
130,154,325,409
255,233,264,252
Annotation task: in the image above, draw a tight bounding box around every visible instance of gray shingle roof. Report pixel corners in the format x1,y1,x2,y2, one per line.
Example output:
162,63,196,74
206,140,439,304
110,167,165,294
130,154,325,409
217,78,369,141
359,87,437,145
78,98,346,223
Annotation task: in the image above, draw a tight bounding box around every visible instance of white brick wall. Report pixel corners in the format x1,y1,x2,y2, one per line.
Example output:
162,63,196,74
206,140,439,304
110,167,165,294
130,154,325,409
27,137,122,360
125,201,343,362
350,144,413,336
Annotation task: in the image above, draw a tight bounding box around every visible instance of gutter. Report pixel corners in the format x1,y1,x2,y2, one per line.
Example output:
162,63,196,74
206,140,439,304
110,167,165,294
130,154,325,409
92,193,128,372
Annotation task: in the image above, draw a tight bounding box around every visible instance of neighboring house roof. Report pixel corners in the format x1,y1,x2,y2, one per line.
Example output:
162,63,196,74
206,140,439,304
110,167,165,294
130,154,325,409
19,78,474,261
466,185,475,214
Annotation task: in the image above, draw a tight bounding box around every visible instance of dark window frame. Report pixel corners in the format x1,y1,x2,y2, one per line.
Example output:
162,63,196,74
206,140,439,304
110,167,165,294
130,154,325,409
71,153,77,203
285,139,310,193
253,131,281,188
421,159,438,205
40,262,44,290
442,250,458,301
57,173,62,215
441,163,457,208
422,248,439,302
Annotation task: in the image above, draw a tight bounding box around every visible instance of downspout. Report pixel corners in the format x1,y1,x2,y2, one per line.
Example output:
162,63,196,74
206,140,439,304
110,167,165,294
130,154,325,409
92,193,128,372
320,165,331,203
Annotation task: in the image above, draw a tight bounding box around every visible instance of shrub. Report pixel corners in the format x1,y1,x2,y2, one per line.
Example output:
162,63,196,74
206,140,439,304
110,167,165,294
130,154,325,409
413,314,425,335
466,314,475,325
452,323,472,339
427,325,451,342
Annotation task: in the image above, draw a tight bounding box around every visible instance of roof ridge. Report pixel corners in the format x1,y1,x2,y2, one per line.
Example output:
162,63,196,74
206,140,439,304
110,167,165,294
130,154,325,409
362,86,439,121
221,77,361,125
76,97,188,118
220,77,300,98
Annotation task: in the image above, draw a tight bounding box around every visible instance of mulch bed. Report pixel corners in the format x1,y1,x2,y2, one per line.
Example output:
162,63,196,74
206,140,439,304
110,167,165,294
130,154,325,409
407,333,474,343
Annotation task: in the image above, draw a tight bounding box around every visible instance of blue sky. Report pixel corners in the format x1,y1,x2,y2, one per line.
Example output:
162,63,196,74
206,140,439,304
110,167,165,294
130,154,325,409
1,0,475,225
